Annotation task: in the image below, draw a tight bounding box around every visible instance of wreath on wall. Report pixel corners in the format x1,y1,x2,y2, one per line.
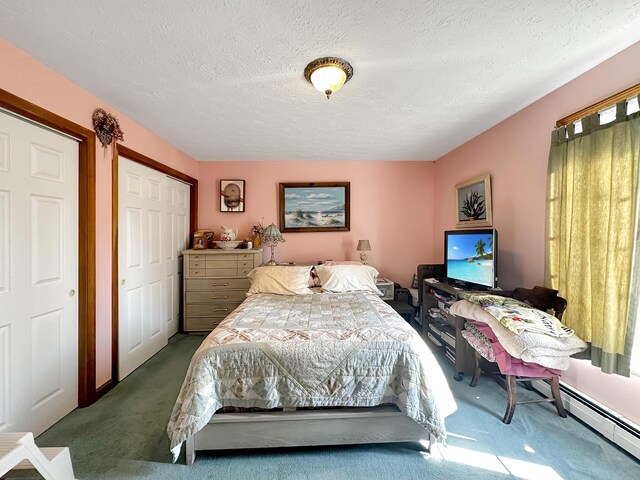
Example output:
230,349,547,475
92,108,124,148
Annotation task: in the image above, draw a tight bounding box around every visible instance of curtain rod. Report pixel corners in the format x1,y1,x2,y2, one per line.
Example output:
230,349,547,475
555,81,640,127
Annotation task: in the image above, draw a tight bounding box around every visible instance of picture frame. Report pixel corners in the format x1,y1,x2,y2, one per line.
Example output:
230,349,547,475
220,179,245,212
193,234,208,250
195,229,214,248
455,174,492,228
279,182,350,233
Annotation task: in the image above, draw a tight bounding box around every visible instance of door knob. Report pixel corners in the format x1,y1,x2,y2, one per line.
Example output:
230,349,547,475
69,289,75,297
121,279,126,285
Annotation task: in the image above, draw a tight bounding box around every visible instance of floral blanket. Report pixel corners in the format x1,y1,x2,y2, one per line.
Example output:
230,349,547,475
167,291,456,461
460,292,574,337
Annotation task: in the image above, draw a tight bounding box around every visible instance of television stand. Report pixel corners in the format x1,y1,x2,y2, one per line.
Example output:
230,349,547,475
421,280,476,381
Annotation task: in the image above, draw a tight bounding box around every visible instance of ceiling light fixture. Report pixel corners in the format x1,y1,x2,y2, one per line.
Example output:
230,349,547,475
304,57,353,100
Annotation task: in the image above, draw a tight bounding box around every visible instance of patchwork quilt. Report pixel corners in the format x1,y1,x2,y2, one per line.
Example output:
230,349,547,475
167,291,456,461
459,292,574,337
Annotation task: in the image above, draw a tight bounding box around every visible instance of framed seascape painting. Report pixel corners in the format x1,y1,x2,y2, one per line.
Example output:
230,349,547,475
279,182,350,233
455,174,492,228
220,179,245,212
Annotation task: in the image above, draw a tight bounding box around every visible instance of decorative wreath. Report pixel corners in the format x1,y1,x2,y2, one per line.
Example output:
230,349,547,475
92,108,124,148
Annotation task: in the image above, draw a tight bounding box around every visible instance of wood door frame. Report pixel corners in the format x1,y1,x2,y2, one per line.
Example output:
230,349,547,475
112,144,198,383
0,88,97,407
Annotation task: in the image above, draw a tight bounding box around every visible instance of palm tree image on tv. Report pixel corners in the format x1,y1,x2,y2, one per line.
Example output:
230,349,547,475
460,190,486,220
466,238,492,263
448,233,494,286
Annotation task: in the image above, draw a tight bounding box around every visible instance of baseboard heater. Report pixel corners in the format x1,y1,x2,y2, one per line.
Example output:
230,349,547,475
532,379,640,460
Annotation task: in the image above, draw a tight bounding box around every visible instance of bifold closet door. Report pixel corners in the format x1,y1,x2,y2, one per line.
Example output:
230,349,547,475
165,178,190,337
0,111,79,435
118,157,190,380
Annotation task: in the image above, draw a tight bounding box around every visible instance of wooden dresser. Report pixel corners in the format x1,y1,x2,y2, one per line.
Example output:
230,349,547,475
182,249,263,332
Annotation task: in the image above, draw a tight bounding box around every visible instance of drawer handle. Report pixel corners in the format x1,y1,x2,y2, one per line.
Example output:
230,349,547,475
212,282,229,286
213,308,228,312
213,295,228,299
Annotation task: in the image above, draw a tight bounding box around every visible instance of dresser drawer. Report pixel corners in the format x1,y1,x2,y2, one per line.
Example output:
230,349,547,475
186,290,247,303
205,267,238,277
184,316,224,332
190,269,207,277
205,259,238,268
205,254,238,263
238,268,253,276
186,278,251,291
187,303,241,317
189,260,206,269
238,260,254,269
188,253,206,261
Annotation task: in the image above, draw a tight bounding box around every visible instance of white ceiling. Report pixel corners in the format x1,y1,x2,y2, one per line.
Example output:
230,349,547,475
1,1,640,161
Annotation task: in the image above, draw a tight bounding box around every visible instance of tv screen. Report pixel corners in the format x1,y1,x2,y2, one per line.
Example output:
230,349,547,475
444,229,497,289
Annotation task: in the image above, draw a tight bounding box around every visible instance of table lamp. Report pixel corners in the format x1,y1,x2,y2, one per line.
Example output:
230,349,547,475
262,223,285,265
356,239,371,264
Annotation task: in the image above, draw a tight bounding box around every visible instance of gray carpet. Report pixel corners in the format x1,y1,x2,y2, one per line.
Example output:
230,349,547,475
26,334,639,479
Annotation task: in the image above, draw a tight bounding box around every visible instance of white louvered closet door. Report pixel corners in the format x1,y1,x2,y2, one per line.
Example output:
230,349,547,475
118,157,190,380
0,111,79,435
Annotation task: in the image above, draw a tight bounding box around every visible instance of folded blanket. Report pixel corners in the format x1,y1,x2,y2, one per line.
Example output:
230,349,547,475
460,292,574,337
450,300,587,370
465,320,562,378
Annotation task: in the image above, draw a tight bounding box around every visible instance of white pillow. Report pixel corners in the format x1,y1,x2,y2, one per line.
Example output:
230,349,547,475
315,265,383,295
247,266,313,295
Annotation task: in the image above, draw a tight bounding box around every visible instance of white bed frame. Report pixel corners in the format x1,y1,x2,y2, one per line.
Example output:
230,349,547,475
185,405,434,465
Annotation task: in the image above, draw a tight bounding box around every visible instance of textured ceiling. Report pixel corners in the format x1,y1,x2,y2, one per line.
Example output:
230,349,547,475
1,1,640,161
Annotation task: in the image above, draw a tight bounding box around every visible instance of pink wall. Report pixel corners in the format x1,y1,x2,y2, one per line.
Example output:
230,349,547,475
198,161,436,284
433,41,640,424
0,38,200,388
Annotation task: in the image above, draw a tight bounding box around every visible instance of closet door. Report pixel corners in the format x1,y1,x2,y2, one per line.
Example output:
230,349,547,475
0,111,79,435
118,158,191,380
118,157,168,380
164,177,190,337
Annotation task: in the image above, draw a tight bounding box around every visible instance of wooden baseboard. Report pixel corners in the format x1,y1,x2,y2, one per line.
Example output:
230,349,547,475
94,379,116,400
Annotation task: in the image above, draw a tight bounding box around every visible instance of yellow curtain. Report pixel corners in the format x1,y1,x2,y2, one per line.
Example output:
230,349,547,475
546,99,640,375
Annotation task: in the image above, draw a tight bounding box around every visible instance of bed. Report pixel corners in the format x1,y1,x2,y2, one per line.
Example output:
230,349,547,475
167,265,456,464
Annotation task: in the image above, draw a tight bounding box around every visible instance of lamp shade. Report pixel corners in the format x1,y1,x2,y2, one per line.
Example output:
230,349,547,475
356,240,371,252
262,223,285,245
310,66,347,96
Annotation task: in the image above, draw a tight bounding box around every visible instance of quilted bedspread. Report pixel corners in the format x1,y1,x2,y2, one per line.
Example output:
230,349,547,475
167,291,456,461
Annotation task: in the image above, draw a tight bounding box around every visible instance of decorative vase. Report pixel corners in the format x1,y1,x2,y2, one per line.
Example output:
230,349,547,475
253,236,261,249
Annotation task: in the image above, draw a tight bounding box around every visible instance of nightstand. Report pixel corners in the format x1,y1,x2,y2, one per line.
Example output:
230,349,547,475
376,278,394,301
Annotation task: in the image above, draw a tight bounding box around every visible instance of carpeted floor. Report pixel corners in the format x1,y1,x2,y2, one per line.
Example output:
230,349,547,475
25,334,639,479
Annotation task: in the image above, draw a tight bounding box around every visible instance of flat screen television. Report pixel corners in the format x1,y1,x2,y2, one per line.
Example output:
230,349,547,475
444,229,498,290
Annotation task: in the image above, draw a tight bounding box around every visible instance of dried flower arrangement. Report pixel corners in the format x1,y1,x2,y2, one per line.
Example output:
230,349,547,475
251,219,266,238
92,108,124,148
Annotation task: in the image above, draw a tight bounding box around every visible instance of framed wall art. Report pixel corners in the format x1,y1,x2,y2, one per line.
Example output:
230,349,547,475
455,174,492,228
220,179,245,212
279,182,350,233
